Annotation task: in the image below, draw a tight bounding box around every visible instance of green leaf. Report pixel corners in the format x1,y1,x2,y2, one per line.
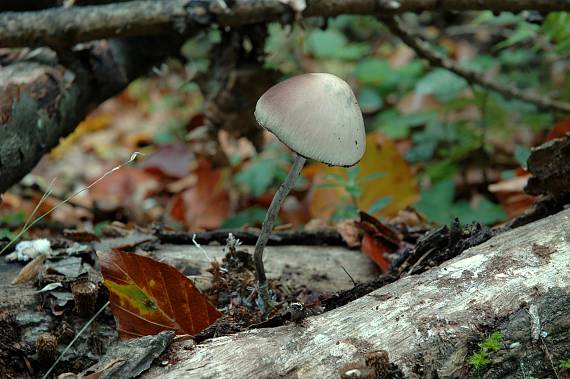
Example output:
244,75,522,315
354,59,394,86
543,13,570,53
374,110,438,139
450,197,507,225
514,145,531,169
305,29,368,60
235,158,286,197
368,197,392,214
358,87,383,113
425,159,458,182
360,172,386,183
495,22,539,50
0,228,15,240
416,69,468,101
222,206,269,228
415,179,455,224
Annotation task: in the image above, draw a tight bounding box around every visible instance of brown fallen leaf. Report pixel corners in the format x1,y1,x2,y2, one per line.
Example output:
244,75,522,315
336,219,361,248
488,175,535,218
98,250,221,339
12,255,46,284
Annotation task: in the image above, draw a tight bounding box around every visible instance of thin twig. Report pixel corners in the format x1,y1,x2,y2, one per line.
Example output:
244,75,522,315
384,17,570,114
340,265,358,286
0,152,143,256
42,301,110,379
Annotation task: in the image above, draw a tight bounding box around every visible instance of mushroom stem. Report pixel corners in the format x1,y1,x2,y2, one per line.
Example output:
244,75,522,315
254,154,306,306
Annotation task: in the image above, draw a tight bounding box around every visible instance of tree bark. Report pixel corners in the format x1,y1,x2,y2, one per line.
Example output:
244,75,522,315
144,209,570,379
0,35,183,194
3,0,570,48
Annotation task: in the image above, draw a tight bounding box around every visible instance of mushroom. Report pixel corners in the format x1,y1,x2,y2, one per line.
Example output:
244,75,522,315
253,73,366,308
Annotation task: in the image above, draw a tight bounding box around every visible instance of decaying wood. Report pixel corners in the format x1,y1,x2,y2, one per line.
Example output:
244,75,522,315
509,135,570,228
145,209,570,378
149,244,379,294
4,0,570,48
0,35,183,194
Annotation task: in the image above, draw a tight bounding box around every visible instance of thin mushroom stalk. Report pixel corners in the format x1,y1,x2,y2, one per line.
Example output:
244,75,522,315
254,154,306,308
252,73,366,314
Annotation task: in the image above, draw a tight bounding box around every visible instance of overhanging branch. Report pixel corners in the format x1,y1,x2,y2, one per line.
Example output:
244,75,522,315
384,17,570,114
3,0,570,48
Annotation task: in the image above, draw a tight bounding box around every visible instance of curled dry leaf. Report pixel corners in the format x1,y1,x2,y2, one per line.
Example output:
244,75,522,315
336,220,361,248
98,250,221,339
358,212,404,272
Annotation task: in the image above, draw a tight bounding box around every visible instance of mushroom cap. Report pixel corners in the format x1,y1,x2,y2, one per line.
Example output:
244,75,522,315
254,73,365,167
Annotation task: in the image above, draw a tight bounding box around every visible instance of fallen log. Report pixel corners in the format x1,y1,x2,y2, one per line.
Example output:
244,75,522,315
145,209,570,378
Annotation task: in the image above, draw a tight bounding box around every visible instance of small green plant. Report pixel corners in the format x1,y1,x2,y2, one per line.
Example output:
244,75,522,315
319,166,387,220
559,357,570,369
468,331,503,377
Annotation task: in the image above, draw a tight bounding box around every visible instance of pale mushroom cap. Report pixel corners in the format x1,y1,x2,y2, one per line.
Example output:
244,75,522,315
254,73,366,167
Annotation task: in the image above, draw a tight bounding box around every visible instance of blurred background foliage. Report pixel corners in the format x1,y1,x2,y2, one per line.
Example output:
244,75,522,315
2,10,570,234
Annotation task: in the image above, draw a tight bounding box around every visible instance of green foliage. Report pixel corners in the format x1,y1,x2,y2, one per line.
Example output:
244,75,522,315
415,69,468,101
559,357,570,369
543,13,570,53
234,144,291,197
480,331,503,352
373,110,438,139
469,351,491,370
222,206,268,228
514,145,531,169
358,87,383,113
416,180,506,225
305,29,369,60
0,228,15,240
468,331,503,375
318,166,388,220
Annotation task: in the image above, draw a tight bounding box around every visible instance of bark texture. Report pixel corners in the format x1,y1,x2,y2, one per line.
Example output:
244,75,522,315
0,36,183,193
3,0,570,48
145,209,570,378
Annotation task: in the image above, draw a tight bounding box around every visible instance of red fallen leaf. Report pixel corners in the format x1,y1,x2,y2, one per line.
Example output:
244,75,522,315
488,175,535,218
546,118,570,141
358,211,401,248
98,250,221,339
361,233,392,272
169,160,231,230
358,212,403,272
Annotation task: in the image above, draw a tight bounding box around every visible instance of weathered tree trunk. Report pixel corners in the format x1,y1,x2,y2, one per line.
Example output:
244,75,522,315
0,35,183,194
145,209,570,379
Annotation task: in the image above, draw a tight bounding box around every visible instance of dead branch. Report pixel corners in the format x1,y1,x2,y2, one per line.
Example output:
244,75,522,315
384,17,570,114
145,209,570,378
3,0,570,48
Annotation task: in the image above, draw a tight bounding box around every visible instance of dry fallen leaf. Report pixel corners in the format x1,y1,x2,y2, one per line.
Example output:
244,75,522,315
307,133,419,219
488,175,535,218
359,212,403,272
169,160,231,230
98,250,221,339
